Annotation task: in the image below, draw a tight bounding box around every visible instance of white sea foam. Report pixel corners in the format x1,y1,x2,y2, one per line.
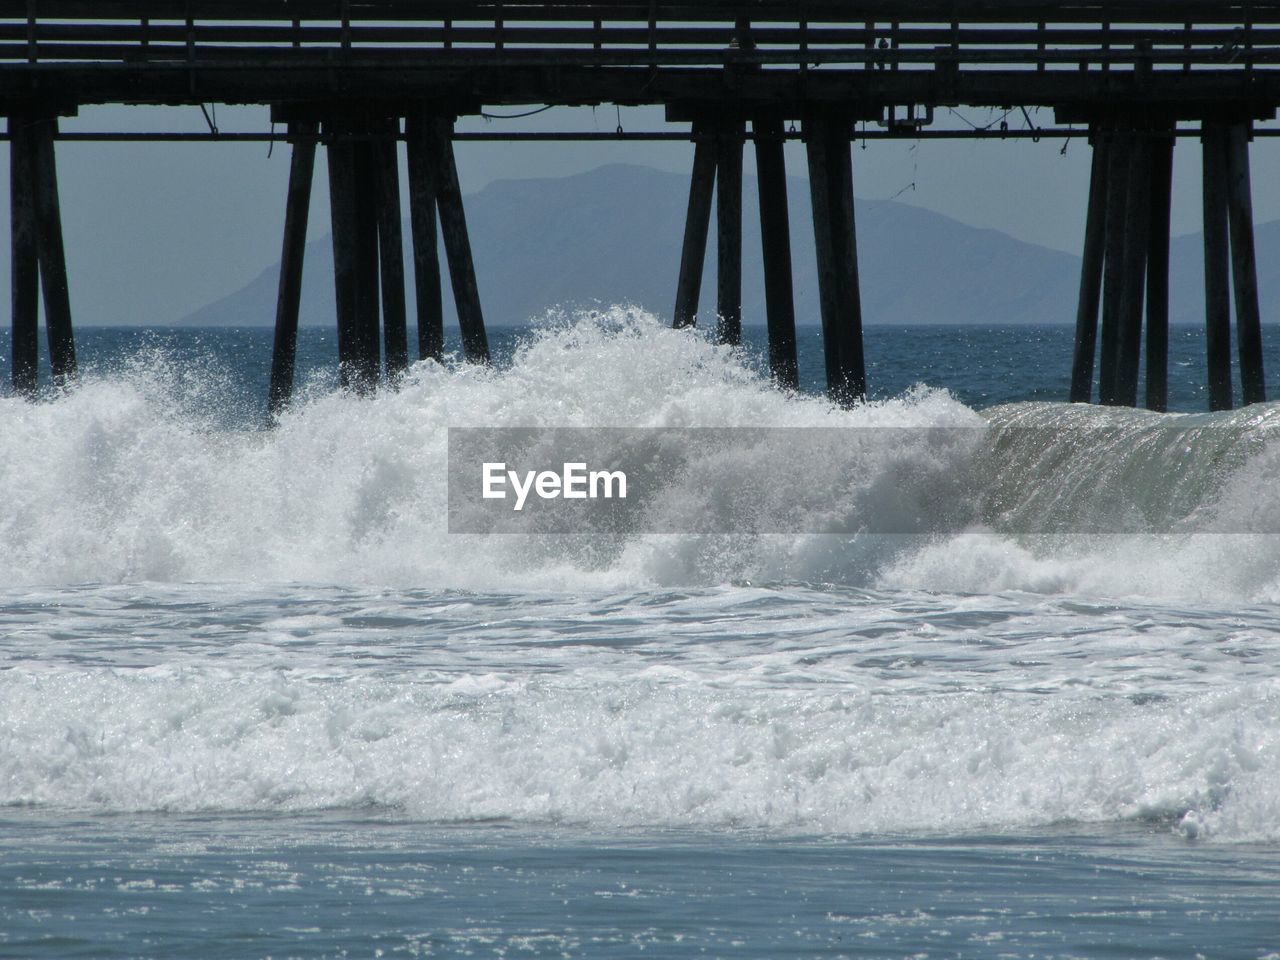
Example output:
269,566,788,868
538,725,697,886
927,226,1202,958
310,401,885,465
4,309,1280,841
1,647,1276,840
3,307,1280,600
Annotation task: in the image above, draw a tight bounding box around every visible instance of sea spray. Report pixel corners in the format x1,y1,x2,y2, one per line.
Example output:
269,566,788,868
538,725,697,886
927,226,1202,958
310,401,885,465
2,307,1280,601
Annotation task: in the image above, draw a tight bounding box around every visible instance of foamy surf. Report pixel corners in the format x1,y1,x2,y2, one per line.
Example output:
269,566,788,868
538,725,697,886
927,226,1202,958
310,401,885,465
3,309,1280,847
3,307,1280,603
1,582,1278,843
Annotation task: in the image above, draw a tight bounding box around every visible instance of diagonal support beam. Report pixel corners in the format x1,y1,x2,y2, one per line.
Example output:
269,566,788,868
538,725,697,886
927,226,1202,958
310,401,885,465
268,119,317,418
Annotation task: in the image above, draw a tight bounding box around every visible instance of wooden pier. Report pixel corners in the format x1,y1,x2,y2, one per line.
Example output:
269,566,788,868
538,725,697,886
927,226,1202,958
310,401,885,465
6,1,1280,410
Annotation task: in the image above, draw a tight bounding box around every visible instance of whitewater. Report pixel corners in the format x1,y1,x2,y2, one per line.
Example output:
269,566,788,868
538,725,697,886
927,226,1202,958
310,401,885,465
3,309,1280,957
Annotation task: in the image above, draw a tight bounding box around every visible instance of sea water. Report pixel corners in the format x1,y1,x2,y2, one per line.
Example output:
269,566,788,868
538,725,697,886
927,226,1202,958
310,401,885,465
2,312,1280,958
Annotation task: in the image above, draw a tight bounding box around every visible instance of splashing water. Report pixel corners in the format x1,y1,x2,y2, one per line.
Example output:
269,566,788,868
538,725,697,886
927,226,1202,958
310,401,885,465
2,308,1280,848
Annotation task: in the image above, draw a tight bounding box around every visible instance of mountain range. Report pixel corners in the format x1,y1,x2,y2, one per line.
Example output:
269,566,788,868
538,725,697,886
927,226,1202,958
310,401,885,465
179,161,1280,329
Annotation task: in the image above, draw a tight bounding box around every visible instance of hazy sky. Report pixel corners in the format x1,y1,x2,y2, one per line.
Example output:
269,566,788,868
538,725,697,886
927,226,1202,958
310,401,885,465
5,102,1280,326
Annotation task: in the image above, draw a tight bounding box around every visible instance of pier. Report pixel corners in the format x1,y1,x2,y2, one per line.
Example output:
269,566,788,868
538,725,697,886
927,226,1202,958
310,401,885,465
5,1,1280,410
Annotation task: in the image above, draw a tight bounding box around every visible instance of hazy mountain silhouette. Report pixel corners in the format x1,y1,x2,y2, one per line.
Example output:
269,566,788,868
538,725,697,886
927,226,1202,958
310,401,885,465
180,162,1245,329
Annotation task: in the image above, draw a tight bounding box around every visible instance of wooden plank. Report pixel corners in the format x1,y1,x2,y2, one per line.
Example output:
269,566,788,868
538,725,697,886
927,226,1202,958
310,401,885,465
1070,126,1108,403
715,117,744,346
1226,120,1266,405
4,1,1280,27
753,115,798,390
9,112,38,397
268,120,317,419
30,115,77,388
672,119,716,329
405,111,444,363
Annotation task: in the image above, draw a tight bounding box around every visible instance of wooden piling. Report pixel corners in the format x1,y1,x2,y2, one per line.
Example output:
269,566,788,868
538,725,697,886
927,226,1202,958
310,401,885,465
30,115,76,388
352,132,382,390
1226,121,1266,406
1145,128,1174,412
9,113,38,397
830,121,866,404
1069,126,1108,403
1097,131,1131,406
1202,119,1233,412
1114,133,1151,408
715,118,744,346
373,124,409,379
428,116,489,363
406,112,444,363
673,119,717,330
268,120,317,418
806,113,865,405
325,121,360,388
753,115,799,390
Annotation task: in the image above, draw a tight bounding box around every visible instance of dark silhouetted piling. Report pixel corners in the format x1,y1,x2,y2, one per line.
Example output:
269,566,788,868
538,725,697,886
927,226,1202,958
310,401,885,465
715,118,744,345
406,111,444,363
352,132,382,390
1145,128,1174,412
1070,126,1109,403
9,113,39,397
753,115,798,390
1114,133,1151,408
1097,131,1131,406
1202,119,1233,411
673,119,717,330
1226,120,1265,405
429,116,489,363
374,124,409,378
268,120,318,418
30,116,76,388
326,121,360,388
806,112,865,405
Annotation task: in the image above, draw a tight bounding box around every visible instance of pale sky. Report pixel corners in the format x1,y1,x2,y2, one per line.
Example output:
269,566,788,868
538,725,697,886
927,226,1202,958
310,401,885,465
5,102,1280,326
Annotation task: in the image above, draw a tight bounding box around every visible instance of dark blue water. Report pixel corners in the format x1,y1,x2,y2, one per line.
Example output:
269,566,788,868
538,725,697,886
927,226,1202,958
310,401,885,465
4,321,1278,418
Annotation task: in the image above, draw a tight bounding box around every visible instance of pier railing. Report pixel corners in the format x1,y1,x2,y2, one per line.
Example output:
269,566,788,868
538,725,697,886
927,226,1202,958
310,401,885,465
0,2,1278,77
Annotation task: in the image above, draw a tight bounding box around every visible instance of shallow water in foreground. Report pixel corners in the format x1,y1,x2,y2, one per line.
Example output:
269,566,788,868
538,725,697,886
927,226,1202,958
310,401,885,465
6,816,1279,959
3,314,1280,956
3,581,1279,957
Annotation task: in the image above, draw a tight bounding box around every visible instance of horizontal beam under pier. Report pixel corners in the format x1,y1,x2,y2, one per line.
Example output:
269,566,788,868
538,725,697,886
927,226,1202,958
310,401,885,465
7,67,1280,112
6,3,1280,22
24,127,1280,144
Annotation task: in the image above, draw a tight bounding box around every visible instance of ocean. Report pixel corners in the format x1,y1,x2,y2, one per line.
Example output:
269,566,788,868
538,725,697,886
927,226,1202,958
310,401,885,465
2,312,1280,958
